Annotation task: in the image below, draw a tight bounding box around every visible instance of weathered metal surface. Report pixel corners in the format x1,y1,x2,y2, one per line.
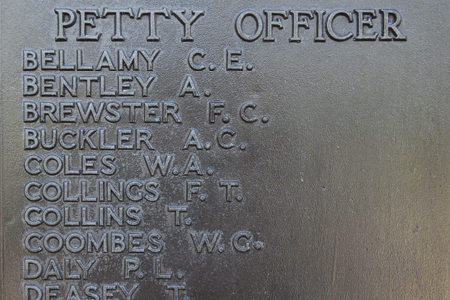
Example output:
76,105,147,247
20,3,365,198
1,1,450,299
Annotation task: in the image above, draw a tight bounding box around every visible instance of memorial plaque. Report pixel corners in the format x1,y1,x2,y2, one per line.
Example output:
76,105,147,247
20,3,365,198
1,1,450,299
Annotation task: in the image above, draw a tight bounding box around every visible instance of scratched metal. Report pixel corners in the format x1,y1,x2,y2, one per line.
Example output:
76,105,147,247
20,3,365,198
2,1,450,299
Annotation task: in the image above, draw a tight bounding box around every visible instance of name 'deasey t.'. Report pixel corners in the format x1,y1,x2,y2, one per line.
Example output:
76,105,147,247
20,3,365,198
54,8,406,42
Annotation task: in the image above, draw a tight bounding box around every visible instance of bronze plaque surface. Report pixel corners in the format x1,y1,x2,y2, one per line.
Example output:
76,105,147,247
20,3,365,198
1,1,450,299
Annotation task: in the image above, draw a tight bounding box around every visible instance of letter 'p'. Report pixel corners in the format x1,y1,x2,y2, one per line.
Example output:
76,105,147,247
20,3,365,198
55,8,76,41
